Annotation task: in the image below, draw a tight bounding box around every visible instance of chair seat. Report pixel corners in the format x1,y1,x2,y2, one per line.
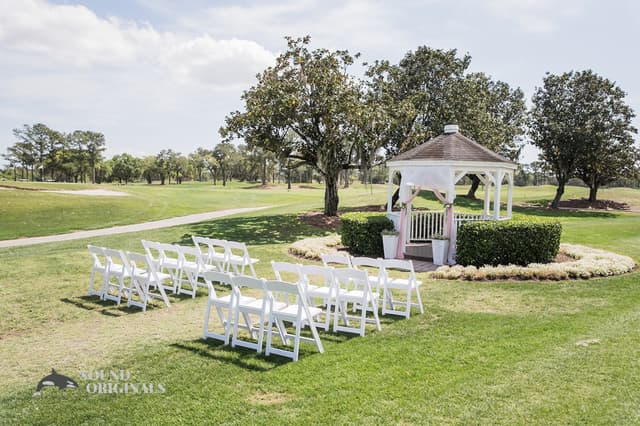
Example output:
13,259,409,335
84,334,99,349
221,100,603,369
308,287,332,298
341,290,379,302
212,294,254,306
386,278,422,289
228,255,259,265
238,299,286,313
162,259,180,268
273,305,323,321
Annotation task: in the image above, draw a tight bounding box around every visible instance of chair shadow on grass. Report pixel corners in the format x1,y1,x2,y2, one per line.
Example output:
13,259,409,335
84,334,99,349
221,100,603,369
177,214,329,246
60,295,162,316
171,339,288,371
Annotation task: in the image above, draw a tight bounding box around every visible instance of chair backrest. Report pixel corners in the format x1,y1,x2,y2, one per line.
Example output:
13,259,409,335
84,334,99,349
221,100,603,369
300,264,334,289
231,274,264,291
203,270,234,286
352,256,384,282
177,245,206,268
381,258,416,280
103,248,130,275
141,240,162,263
126,251,157,283
332,268,369,292
271,261,303,283
202,270,234,298
87,245,106,268
192,236,227,258
158,243,180,261
264,279,307,308
381,259,414,272
226,240,250,259
321,253,352,268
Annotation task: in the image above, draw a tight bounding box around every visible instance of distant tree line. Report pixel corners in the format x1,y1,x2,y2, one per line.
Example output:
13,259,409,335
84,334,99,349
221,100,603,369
2,127,388,186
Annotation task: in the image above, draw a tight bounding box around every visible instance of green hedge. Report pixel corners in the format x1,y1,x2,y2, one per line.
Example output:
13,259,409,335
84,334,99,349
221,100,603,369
340,212,394,256
456,219,562,267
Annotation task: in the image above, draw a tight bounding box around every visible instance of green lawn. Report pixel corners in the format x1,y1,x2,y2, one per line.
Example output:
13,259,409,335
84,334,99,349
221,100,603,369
0,184,639,424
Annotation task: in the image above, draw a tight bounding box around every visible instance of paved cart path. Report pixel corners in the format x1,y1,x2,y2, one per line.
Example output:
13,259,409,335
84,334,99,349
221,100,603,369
0,206,273,248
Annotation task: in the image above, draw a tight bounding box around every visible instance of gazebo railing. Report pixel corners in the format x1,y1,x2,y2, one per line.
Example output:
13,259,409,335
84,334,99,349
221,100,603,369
408,210,487,242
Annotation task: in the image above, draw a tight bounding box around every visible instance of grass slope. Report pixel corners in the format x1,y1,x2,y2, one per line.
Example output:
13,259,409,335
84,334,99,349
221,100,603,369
0,184,639,424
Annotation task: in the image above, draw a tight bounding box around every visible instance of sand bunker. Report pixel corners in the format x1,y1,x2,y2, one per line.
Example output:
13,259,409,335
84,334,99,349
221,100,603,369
43,189,129,197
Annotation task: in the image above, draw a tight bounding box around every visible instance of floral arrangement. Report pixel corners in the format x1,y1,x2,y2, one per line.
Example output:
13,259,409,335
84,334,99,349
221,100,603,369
427,243,635,281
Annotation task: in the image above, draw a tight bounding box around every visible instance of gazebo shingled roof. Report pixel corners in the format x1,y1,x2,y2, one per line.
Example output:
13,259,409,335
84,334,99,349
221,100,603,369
389,131,514,164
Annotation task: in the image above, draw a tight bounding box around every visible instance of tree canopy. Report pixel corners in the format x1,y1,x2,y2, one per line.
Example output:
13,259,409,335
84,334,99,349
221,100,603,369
530,70,638,207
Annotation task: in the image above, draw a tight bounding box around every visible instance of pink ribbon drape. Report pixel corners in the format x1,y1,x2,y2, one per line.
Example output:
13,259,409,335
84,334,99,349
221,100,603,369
432,189,454,264
395,186,422,259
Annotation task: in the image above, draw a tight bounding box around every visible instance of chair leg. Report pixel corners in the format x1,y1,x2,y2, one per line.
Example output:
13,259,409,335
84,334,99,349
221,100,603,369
415,286,424,314
203,299,212,339
359,302,366,336
293,320,302,361
265,312,274,356
405,288,412,319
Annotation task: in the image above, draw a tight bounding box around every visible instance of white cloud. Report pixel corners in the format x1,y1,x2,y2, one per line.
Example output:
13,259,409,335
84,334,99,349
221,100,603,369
483,0,584,33
0,0,275,87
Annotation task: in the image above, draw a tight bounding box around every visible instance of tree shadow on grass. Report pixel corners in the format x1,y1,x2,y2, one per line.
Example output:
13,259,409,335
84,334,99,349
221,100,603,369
177,214,329,246
511,203,616,219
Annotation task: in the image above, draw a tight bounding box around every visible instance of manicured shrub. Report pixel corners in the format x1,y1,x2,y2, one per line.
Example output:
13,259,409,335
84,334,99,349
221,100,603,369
456,219,561,267
340,212,394,256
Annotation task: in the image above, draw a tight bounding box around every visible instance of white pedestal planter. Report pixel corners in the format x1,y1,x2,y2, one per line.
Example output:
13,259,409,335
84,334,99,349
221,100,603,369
431,239,449,265
382,234,399,259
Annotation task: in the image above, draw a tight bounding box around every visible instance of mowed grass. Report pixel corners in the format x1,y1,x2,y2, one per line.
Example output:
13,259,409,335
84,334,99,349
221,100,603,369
0,184,639,424
0,181,385,240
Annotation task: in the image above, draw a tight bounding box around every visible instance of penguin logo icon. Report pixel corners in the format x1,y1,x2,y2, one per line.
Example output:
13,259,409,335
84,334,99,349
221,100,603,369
33,369,78,397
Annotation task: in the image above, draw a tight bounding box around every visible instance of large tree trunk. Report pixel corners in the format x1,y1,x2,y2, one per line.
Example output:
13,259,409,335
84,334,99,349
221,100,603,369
324,174,339,216
466,175,481,199
287,168,292,190
551,179,566,209
588,185,598,204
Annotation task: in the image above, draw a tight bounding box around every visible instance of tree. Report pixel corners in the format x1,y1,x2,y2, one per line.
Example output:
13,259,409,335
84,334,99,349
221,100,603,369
367,48,526,200
212,142,237,186
530,71,638,208
111,153,141,184
84,131,106,184
13,123,58,181
221,36,363,216
569,72,637,203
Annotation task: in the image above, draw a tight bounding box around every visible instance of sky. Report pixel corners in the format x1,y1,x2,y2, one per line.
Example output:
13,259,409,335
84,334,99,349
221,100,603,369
1,0,639,165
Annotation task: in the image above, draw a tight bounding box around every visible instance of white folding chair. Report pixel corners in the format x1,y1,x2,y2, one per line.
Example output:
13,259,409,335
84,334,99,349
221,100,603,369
264,280,325,362
226,241,259,277
142,241,181,293
87,245,108,298
192,236,227,271
380,259,424,318
202,271,254,344
230,275,271,353
351,257,385,312
321,253,353,269
271,261,303,284
299,264,336,331
332,268,381,336
175,245,216,298
102,248,132,305
125,251,172,311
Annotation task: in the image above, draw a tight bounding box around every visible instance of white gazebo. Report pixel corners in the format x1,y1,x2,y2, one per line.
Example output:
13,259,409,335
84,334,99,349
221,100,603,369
386,124,517,264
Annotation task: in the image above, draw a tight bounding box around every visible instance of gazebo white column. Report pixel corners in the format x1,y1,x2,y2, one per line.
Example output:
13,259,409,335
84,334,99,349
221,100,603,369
506,172,513,218
483,173,492,218
493,170,505,220
386,168,394,214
